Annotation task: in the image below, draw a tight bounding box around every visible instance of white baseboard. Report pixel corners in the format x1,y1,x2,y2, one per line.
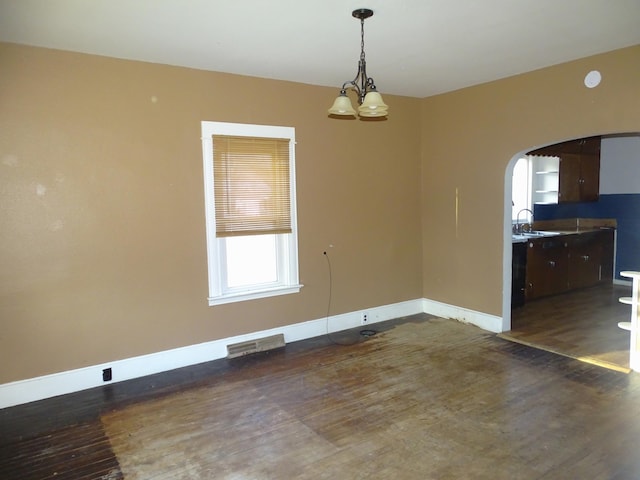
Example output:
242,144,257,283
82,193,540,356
0,298,426,409
422,298,503,333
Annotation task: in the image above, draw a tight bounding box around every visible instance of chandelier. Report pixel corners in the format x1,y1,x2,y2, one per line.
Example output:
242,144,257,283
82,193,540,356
328,8,388,119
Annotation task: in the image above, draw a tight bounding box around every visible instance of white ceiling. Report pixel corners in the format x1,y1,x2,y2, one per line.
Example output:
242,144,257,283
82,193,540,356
1,0,639,98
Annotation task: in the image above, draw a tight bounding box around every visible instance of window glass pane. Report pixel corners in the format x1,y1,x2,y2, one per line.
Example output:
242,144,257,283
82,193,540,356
512,157,531,221
225,235,278,288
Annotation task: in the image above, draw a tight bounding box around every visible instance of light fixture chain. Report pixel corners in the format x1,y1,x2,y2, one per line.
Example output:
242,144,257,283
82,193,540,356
360,18,366,62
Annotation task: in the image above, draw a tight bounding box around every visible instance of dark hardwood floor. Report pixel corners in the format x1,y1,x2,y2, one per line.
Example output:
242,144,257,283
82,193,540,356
504,283,633,372
2,314,640,479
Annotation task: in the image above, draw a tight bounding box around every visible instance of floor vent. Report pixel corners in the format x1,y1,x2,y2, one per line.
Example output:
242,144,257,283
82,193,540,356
227,334,285,359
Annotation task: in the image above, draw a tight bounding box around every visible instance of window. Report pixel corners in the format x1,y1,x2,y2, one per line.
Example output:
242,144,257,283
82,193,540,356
512,154,560,223
512,156,532,221
201,122,301,305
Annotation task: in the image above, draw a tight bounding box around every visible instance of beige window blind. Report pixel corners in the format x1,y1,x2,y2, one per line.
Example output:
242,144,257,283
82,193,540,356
212,135,292,237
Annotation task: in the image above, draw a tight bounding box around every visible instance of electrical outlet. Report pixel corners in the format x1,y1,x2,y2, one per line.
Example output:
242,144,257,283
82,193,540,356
361,312,368,324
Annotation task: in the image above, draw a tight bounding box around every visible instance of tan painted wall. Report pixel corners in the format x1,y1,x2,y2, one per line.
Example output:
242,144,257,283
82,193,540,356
0,43,423,383
421,45,640,316
3,42,638,385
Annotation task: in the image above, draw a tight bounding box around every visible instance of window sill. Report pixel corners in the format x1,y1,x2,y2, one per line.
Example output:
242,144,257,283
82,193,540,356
208,284,303,306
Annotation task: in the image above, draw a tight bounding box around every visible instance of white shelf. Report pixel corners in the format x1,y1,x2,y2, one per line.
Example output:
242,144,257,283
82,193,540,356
531,156,560,206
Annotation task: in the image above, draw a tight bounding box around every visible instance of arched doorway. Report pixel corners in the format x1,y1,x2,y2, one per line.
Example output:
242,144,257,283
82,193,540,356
502,134,640,372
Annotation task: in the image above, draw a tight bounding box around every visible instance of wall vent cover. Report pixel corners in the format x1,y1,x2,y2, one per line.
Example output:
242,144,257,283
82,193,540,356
227,334,285,359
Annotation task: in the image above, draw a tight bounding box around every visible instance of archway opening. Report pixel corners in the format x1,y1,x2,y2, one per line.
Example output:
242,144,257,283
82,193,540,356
502,133,640,372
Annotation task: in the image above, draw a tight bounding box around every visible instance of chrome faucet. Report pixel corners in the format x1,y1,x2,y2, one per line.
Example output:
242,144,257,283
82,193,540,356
516,208,534,234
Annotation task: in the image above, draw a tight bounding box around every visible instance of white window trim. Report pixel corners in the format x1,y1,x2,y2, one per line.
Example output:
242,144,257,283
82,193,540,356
201,121,302,306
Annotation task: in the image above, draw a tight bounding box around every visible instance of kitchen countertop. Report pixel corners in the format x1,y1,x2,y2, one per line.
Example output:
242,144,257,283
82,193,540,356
533,217,617,232
512,217,616,244
512,232,563,243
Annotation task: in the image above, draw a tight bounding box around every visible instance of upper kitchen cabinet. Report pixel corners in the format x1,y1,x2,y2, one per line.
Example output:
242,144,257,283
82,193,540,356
528,136,601,203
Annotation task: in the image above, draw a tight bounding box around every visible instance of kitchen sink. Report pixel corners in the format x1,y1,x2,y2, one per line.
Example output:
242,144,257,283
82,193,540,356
512,231,562,242
521,230,562,237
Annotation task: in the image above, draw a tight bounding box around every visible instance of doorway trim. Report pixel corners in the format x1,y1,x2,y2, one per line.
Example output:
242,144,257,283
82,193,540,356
502,150,530,332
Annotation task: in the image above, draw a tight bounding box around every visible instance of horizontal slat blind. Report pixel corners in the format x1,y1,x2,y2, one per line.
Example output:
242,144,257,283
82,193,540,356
213,135,291,237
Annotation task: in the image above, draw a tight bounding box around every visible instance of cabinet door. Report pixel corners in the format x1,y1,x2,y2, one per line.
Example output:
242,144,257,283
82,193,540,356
579,153,600,202
558,154,581,203
578,136,601,202
512,242,527,308
558,153,600,203
567,232,601,289
525,238,568,300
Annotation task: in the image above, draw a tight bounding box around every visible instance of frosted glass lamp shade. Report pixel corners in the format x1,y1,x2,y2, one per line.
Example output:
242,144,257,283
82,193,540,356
358,91,388,117
328,92,356,116
359,107,388,117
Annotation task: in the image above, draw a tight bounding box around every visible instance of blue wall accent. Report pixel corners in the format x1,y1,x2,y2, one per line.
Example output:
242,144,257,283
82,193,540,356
535,194,640,280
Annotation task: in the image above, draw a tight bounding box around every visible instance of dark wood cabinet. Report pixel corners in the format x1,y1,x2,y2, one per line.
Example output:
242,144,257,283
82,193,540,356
529,136,601,203
577,152,600,201
512,242,527,308
558,151,600,202
566,231,603,290
558,153,582,202
525,238,568,301
524,229,614,302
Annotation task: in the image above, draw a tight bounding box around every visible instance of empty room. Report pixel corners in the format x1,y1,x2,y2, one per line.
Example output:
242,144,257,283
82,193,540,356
1,1,640,478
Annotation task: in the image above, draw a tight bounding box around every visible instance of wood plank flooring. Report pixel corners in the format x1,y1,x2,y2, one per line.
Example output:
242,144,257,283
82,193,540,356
504,283,632,372
2,314,640,479
0,421,122,480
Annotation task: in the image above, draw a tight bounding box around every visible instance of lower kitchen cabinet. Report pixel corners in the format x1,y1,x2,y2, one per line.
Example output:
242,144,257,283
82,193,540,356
567,231,605,289
524,229,614,301
525,237,568,300
512,242,527,308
